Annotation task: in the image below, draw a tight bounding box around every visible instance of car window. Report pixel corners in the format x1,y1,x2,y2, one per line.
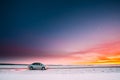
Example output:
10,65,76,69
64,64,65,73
37,63,40,65
32,63,42,65
32,63,38,65
32,63,35,65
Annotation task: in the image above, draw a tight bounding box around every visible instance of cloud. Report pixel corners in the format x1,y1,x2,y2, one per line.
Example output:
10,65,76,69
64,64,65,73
70,40,120,64
1,40,120,64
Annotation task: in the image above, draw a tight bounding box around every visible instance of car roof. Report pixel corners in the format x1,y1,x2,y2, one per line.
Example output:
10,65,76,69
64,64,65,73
32,62,42,64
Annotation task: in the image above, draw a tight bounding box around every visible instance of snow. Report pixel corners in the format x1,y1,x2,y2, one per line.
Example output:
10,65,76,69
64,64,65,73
0,65,120,80
0,65,27,69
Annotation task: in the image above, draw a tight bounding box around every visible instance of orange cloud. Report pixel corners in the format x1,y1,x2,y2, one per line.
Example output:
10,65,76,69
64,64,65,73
70,40,120,64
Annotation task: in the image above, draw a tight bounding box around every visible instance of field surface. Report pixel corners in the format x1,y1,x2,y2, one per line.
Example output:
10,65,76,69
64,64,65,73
0,65,120,80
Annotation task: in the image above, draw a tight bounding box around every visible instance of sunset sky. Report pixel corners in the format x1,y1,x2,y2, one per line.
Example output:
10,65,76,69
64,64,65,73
1,0,120,65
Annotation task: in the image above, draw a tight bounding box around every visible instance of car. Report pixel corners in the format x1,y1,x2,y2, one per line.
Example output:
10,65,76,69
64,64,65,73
28,62,46,70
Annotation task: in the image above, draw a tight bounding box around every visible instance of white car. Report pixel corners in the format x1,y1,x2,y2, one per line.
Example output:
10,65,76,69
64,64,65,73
28,62,46,70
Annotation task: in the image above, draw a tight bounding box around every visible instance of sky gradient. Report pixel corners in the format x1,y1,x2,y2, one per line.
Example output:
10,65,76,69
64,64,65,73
1,0,120,64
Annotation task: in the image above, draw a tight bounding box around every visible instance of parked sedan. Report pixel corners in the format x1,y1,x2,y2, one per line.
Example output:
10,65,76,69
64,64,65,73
28,62,46,70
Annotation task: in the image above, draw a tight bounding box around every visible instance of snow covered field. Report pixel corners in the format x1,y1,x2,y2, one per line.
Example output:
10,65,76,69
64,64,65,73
0,65,120,80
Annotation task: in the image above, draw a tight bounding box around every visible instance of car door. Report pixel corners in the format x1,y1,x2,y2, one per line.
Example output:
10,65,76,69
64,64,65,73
36,63,42,69
33,63,38,69
39,63,43,69
35,63,40,69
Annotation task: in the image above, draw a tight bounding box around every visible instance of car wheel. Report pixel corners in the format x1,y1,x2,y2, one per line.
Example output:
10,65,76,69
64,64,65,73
29,67,33,70
41,67,46,70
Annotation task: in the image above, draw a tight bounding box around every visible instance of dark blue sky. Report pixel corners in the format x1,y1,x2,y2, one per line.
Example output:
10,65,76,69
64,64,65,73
0,0,120,64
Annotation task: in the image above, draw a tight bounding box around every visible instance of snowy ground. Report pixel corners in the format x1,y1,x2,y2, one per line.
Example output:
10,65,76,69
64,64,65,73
0,65,120,80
